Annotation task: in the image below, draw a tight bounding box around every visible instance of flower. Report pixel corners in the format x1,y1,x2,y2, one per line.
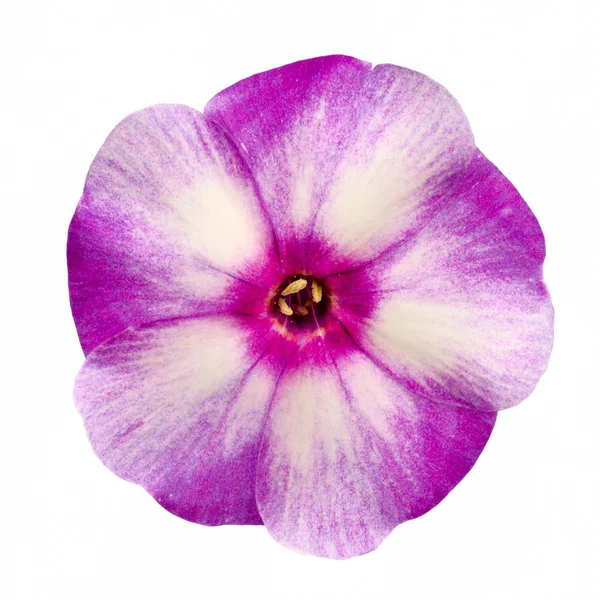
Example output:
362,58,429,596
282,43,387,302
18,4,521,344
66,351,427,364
68,55,554,559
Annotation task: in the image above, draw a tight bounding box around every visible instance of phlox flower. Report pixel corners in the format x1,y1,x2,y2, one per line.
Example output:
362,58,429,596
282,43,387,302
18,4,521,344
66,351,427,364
68,55,553,558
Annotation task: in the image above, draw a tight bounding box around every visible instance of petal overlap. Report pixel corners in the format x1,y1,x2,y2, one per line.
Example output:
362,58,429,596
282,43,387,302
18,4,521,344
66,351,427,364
331,154,554,411
68,104,279,355
206,55,475,273
255,331,495,558
75,316,290,525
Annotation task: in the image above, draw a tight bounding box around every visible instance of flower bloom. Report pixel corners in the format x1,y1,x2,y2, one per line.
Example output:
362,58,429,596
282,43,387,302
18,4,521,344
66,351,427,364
68,55,553,558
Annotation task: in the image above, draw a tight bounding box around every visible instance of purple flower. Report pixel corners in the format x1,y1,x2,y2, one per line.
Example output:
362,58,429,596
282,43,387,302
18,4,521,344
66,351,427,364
68,55,553,559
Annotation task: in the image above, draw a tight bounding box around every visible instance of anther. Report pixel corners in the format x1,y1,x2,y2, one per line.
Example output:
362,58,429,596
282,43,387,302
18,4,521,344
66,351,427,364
292,304,309,316
281,278,308,296
311,280,323,303
277,297,293,316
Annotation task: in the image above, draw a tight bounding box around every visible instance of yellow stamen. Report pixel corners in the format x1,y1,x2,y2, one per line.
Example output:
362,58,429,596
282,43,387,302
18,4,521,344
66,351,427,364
281,278,308,296
311,280,323,303
293,304,309,316
277,297,293,316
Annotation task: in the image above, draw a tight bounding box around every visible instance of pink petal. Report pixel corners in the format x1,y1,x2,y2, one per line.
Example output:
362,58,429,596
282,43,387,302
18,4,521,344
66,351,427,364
332,154,554,411
206,55,475,273
256,331,495,558
74,315,290,525
68,104,279,355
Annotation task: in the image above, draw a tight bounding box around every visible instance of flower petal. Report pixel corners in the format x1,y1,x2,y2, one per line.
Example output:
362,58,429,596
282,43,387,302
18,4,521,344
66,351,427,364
256,333,495,558
205,55,475,272
332,154,554,411
74,315,289,525
68,104,279,355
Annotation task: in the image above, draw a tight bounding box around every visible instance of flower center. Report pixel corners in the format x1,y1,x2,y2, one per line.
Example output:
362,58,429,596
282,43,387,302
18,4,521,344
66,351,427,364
271,275,328,330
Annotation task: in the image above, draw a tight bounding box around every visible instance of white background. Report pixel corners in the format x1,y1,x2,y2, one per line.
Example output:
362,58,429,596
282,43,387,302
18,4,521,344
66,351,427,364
2,0,598,598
